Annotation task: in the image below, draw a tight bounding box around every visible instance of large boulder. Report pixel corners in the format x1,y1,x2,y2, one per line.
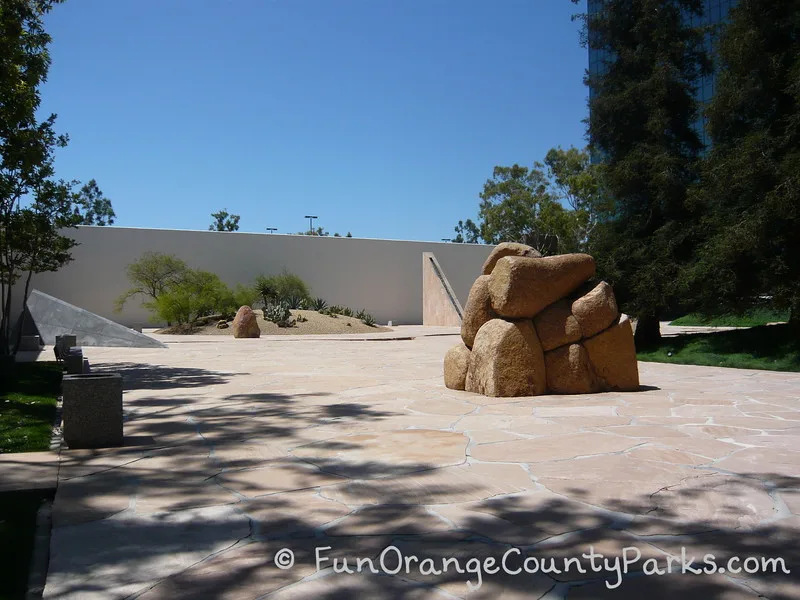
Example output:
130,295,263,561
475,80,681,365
482,242,542,275
533,298,582,352
488,254,596,319
443,342,471,391
460,275,496,349
465,319,546,397
544,343,599,395
572,281,619,338
232,306,260,338
583,314,639,391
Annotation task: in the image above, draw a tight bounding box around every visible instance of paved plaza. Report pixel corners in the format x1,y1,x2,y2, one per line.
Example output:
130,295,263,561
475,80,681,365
38,328,800,599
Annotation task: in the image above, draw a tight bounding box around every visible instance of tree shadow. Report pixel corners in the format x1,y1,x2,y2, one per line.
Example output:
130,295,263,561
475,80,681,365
45,450,800,599
91,362,243,390
43,381,800,599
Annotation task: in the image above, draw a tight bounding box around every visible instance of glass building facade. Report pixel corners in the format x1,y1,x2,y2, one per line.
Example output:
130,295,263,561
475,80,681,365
588,0,738,150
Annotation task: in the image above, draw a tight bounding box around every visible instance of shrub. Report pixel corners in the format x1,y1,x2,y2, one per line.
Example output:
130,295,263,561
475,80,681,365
231,284,259,310
360,312,376,327
153,270,232,327
310,297,328,311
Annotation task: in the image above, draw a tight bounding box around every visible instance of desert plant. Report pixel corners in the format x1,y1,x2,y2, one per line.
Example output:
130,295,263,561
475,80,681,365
310,297,328,311
296,314,308,323
263,302,294,327
254,270,311,305
360,312,376,327
340,306,354,317
284,294,307,310
254,275,279,308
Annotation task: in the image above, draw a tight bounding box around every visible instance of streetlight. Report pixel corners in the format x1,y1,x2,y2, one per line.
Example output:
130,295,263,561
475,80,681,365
304,215,318,235
266,227,277,234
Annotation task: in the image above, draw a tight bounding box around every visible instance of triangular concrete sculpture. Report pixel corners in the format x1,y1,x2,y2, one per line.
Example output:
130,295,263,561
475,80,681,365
26,289,166,348
422,252,464,327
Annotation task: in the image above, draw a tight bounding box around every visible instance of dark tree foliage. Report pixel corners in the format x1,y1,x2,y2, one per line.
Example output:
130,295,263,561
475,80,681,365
683,0,800,327
73,179,115,225
209,209,240,231
0,0,109,357
581,0,711,346
452,148,603,255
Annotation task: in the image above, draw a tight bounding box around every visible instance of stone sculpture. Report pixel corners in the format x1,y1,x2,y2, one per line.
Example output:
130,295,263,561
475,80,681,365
445,242,639,396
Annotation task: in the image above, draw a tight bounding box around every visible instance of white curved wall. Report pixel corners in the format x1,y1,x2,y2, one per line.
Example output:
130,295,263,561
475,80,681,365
22,226,492,328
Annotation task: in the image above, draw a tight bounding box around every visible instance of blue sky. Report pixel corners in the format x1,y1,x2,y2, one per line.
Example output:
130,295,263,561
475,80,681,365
41,0,589,241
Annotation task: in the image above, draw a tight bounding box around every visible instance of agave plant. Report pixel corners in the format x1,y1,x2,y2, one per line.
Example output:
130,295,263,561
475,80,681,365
310,297,328,311
361,312,376,327
284,294,307,310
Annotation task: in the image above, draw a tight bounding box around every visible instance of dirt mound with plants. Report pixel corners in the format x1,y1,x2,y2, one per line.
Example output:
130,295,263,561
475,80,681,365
157,310,390,336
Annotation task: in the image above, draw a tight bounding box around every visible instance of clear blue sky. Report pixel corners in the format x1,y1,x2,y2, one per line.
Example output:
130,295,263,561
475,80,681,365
41,0,589,241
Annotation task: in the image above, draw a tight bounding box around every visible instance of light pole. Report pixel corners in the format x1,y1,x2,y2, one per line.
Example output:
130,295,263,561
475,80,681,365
266,227,277,234
304,215,318,235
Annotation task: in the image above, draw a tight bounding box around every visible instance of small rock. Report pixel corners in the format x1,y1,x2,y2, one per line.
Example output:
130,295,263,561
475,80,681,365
444,342,471,391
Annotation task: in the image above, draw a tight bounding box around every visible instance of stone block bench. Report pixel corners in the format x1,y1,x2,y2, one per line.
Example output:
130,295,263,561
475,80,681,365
62,373,123,449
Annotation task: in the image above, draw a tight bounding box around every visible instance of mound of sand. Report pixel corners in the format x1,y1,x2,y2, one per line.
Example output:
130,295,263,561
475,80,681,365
157,310,390,336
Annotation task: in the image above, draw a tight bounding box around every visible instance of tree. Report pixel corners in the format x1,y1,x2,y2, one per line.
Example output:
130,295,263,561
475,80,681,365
209,209,240,232
542,147,607,252
453,219,480,244
297,226,332,236
114,252,189,313
152,269,232,330
683,0,800,327
452,148,602,255
0,0,102,359
579,0,711,346
73,179,115,225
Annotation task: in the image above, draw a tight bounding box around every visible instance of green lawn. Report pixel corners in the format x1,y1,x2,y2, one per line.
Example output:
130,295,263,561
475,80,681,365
0,362,62,453
637,324,800,372
0,489,53,600
669,308,789,328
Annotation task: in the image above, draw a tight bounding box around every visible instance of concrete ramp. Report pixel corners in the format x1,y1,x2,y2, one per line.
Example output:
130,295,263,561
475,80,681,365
26,289,166,348
422,253,464,327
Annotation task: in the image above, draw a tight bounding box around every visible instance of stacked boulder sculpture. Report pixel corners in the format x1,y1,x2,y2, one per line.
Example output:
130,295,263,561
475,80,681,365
444,242,639,397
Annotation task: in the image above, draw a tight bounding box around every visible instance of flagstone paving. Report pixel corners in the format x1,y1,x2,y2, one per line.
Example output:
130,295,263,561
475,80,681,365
40,328,800,599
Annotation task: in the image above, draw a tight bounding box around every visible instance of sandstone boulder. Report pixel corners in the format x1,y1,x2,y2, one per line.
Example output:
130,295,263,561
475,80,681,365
443,342,471,390
232,306,260,338
489,254,596,319
583,314,639,391
461,275,496,349
544,343,599,395
572,281,619,338
533,299,582,352
465,319,546,397
481,242,542,275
